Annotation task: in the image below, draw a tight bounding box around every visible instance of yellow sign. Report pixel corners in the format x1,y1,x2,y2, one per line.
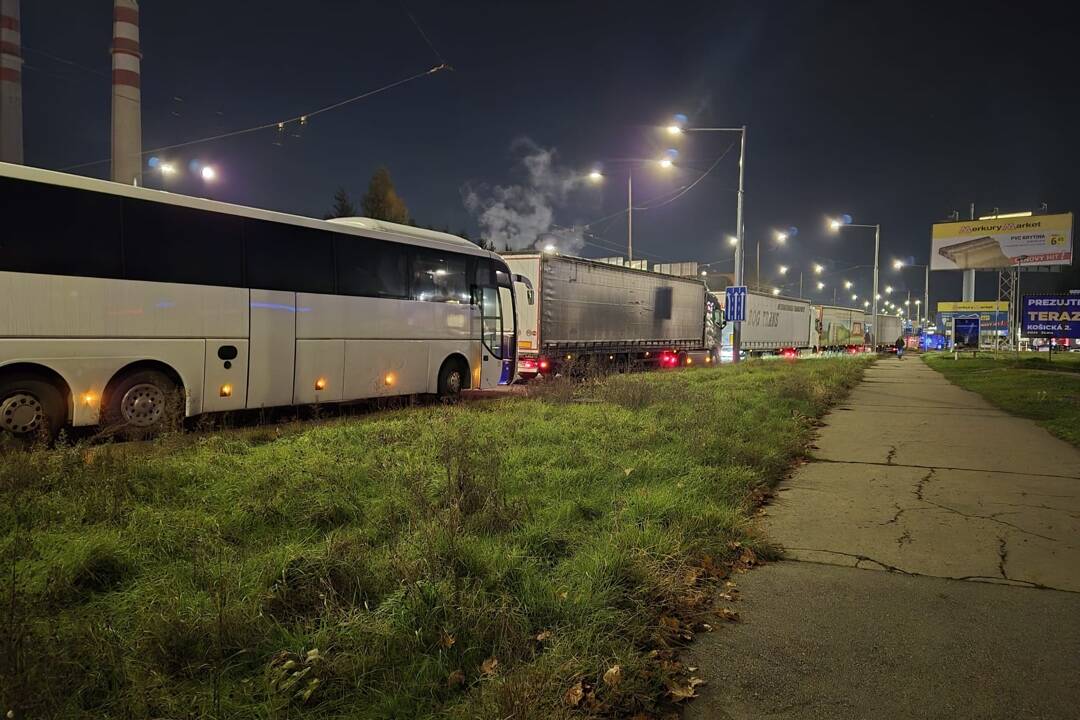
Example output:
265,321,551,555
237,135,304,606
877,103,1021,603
518,340,533,349
937,301,1009,313
930,212,1073,270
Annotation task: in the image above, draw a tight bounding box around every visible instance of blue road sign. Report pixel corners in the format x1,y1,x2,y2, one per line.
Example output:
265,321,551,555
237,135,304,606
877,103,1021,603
725,285,747,322
1022,294,1080,338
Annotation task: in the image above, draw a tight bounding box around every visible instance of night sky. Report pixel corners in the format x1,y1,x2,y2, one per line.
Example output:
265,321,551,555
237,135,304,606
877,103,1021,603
18,0,1080,308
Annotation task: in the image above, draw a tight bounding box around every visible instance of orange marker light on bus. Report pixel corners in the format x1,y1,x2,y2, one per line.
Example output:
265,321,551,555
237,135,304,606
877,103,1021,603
219,384,233,398
81,391,97,406
315,377,327,391
384,372,396,386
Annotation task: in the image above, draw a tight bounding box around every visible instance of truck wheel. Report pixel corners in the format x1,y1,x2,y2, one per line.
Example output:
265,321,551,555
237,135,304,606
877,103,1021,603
0,375,66,441
103,369,180,438
437,359,466,401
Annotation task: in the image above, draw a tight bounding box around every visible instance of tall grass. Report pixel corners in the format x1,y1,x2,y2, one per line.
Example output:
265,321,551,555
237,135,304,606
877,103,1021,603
0,358,868,719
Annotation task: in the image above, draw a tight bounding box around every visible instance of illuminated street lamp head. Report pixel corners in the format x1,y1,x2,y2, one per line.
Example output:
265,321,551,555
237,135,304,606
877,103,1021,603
863,300,870,308
885,285,893,294
159,162,176,176
775,231,788,243
772,288,781,296
915,299,921,305
666,124,683,136
728,235,739,246
201,165,217,181
828,218,843,231
588,169,603,182
543,243,557,254
844,280,853,289
852,294,858,301
875,293,881,300
778,265,789,275
904,300,910,306
701,270,708,276
813,263,824,274
816,281,825,291
658,157,674,169
893,259,904,270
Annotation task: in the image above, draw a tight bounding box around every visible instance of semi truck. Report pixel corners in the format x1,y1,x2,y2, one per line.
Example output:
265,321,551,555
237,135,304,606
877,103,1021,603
867,313,903,350
503,253,719,379
719,291,814,359
815,305,867,351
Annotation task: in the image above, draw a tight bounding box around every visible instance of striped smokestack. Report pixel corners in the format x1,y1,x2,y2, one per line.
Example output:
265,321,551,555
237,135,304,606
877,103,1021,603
110,0,141,185
0,0,22,163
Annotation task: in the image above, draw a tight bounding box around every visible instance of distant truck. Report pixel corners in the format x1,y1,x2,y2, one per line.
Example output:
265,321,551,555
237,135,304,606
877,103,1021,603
816,305,867,351
866,313,903,350
503,253,719,379
719,290,814,358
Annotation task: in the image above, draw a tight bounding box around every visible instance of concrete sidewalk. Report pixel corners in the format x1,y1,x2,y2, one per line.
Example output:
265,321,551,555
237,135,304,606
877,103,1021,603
685,357,1080,719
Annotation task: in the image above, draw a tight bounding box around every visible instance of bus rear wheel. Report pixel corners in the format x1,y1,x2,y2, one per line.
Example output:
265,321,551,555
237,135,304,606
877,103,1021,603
104,369,180,438
437,359,466,401
0,375,66,441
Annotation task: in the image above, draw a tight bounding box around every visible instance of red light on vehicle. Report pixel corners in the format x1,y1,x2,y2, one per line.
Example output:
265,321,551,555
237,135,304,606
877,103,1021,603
539,358,550,371
521,359,538,370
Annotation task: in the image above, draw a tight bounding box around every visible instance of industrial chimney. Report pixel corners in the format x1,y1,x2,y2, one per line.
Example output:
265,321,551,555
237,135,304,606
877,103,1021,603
0,0,22,164
110,0,141,185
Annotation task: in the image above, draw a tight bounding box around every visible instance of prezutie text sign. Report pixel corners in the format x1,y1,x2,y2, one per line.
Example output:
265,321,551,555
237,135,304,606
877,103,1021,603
1022,294,1080,338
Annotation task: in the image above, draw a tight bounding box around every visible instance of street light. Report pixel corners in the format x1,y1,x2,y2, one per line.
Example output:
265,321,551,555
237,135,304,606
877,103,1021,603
778,265,789,275
772,287,781,296
728,235,739,246
852,294,858,301
159,162,176,176
828,216,880,347
587,158,675,263
844,280,853,290
884,285,893,294
666,124,683,136
775,231,788,243
894,259,931,328
543,243,557,254
813,263,825,274
670,119,748,363
201,165,217,181
817,281,825,291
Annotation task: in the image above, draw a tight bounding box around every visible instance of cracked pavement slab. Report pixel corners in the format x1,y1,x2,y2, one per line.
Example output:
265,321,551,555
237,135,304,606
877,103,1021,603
686,358,1080,719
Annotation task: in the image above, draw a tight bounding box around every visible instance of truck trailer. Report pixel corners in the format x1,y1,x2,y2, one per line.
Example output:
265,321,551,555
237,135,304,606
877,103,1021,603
720,291,814,358
866,313,903,350
815,305,867,351
503,253,716,378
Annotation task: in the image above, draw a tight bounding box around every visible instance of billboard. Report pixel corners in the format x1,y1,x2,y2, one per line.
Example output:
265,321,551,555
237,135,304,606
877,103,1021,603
953,317,981,349
936,301,1008,313
1022,294,1080,339
930,213,1073,270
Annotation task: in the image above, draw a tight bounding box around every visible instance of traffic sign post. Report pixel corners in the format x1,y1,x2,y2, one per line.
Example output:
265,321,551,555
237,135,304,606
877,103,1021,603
725,285,747,323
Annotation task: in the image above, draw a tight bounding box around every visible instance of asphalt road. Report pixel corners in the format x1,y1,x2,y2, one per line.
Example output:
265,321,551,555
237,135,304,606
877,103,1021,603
685,357,1080,719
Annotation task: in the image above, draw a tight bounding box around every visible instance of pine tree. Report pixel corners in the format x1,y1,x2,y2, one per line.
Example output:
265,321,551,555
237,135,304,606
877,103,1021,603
324,187,356,219
361,167,410,224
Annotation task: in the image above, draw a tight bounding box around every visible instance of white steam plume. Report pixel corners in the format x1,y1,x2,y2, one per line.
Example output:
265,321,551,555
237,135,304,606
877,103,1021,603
463,138,590,254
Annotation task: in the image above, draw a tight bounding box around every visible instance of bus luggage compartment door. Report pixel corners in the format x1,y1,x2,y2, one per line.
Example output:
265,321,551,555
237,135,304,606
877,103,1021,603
247,289,296,409
203,339,249,412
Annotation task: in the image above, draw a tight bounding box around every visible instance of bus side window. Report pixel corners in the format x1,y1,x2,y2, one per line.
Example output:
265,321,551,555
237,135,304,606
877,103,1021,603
412,250,469,303
123,198,243,287
335,235,409,299
0,176,123,280
244,219,335,294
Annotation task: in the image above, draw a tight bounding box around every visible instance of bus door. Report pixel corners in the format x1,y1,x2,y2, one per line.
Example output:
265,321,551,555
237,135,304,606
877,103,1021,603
477,267,518,388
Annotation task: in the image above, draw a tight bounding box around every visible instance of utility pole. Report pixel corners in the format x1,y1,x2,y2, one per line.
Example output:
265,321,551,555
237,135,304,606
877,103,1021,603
732,126,746,363
627,174,633,263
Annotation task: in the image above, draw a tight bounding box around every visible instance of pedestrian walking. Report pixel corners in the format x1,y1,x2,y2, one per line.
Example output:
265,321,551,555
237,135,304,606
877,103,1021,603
895,336,905,359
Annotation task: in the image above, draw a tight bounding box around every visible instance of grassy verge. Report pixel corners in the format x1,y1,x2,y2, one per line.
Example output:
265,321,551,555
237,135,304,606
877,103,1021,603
1,358,869,719
924,352,1080,446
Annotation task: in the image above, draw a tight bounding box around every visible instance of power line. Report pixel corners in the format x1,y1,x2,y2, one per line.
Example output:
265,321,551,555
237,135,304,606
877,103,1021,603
59,64,450,172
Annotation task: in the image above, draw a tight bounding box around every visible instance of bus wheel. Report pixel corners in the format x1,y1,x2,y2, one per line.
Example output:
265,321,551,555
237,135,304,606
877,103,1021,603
104,370,179,438
437,359,466,401
0,375,66,441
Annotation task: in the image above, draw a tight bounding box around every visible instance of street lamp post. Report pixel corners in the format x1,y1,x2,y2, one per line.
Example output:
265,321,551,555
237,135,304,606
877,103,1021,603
831,219,880,347
672,122,747,362
894,259,930,330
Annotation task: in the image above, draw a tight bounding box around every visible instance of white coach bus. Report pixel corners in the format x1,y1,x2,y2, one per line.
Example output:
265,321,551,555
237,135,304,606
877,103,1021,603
0,162,521,438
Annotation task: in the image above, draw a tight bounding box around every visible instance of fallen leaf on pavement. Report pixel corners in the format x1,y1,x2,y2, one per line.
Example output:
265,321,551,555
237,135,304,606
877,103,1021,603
718,607,740,622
